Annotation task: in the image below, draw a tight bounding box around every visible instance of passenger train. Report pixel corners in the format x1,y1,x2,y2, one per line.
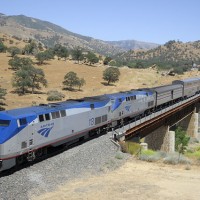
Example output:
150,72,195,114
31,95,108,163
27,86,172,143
0,77,200,172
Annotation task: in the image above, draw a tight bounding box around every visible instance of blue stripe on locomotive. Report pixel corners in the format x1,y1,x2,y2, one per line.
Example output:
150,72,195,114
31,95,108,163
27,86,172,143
106,90,154,111
0,96,110,144
0,112,37,144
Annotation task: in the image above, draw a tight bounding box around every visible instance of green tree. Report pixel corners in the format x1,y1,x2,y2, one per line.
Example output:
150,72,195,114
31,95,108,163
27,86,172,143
77,78,86,90
23,41,38,55
103,56,112,65
135,61,144,68
0,40,7,53
175,126,190,155
63,71,79,90
8,56,33,71
86,52,99,65
103,67,120,85
71,47,84,63
53,44,69,60
12,66,33,94
12,65,47,94
29,67,47,94
7,46,21,57
35,50,54,64
0,87,6,110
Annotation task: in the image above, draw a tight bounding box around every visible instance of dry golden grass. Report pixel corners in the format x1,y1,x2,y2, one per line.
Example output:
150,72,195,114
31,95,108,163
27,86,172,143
0,48,200,110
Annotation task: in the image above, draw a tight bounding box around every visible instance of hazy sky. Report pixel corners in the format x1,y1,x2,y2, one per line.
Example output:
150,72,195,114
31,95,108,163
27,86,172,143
1,0,200,44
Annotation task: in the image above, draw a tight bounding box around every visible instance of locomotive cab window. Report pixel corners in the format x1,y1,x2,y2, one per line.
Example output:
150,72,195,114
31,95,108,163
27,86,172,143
0,119,10,127
19,118,27,126
45,113,50,121
39,115,44,122
90,104,94,110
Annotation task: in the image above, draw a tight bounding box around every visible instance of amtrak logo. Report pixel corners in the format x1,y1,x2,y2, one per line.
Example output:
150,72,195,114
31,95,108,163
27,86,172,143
37,123,54,137
125,105,131,112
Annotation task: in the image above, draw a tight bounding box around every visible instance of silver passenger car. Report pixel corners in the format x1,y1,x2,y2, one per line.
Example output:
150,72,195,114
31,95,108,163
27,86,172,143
151,84,183,106
172,78,200,97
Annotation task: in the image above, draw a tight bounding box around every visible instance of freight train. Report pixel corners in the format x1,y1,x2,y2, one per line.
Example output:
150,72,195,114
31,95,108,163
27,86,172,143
0,77,200,172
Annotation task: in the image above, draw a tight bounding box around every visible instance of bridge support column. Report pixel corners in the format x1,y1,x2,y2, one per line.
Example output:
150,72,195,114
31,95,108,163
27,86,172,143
178,111,198,139
144,126,175,152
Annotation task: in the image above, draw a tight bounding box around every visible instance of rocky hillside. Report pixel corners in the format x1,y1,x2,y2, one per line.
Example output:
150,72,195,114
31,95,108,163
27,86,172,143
123,40,200,62
115,40,200,69
0,13,158,56
107,40,158,51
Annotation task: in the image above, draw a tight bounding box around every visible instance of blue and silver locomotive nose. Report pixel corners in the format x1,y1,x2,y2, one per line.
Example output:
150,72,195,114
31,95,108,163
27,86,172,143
0,114,14,145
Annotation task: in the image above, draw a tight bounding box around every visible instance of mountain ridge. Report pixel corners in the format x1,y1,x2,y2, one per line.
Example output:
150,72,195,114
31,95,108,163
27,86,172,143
0,14,159,55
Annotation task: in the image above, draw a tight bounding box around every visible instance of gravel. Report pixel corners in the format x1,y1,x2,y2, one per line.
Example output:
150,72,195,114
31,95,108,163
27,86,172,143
0,132,130,200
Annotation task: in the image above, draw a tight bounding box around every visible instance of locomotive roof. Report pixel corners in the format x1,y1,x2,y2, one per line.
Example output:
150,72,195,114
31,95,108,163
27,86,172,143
106,90,153,98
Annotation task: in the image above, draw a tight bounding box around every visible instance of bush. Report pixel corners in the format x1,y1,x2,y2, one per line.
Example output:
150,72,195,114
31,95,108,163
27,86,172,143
163,152,191,165
47,90,65,101
175,126,190,154
115,152,124,160
138,150,169,162
186,150,200,160
126,141,141,155
119,141,128,153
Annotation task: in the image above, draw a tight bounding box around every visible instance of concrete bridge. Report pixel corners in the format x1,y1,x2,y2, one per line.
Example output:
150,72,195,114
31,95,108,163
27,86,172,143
112,94,200,152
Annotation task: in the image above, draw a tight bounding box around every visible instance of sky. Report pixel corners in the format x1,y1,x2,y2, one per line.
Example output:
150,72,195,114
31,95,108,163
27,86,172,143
1,0,200,44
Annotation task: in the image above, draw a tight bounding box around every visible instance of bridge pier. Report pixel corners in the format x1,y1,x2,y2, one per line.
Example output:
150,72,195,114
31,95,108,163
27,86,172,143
177,111,199,139
144,126,175,152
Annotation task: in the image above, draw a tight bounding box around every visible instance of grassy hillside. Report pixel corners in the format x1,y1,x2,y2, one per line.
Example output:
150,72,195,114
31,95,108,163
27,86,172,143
0,40,199,110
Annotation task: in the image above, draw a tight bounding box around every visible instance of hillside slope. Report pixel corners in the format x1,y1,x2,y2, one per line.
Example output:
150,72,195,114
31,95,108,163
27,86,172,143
0,45,199,110
117,40,200,64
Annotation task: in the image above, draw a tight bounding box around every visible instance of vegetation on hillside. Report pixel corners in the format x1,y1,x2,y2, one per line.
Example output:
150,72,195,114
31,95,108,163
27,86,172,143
0,87,6,110
112,40,200,74
1,33,200,108
47,90,65,101
63,71,86,90
12,64,47,94
103,67,120,85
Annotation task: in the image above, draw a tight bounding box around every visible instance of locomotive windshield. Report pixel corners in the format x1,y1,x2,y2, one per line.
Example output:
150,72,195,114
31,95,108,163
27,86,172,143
0,119,10,127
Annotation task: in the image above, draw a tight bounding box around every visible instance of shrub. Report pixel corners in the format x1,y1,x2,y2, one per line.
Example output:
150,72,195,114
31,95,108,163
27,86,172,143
119,141,128,153
163,152,191,165
47,90,65,101
139,149,161,162
186,151,200,160
115,152,124,160
126,141,141,155
175,126,190,154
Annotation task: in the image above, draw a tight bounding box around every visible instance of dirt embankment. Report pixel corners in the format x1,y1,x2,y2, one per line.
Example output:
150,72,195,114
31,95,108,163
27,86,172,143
33,158,200,200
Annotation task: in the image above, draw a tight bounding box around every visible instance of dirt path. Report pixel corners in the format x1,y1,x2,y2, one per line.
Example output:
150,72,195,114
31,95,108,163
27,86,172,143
33,158,200,200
